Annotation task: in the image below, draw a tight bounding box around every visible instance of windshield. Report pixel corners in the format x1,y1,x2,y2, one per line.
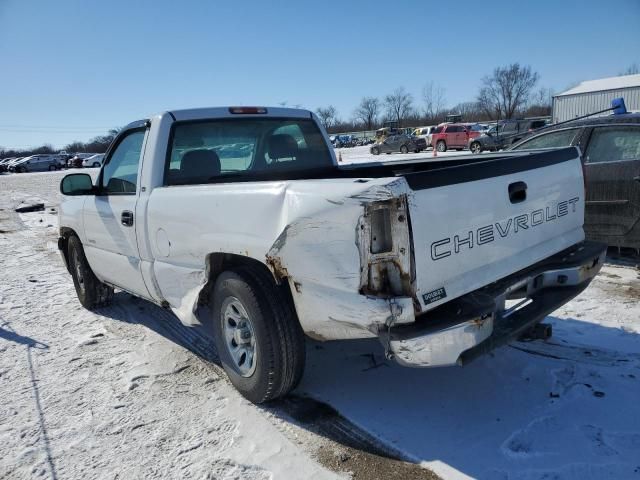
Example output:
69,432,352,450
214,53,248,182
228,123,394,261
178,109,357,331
166,118,333,185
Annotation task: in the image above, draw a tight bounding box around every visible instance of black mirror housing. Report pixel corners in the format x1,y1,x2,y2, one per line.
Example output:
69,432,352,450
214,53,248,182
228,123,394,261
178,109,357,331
60,173,95,196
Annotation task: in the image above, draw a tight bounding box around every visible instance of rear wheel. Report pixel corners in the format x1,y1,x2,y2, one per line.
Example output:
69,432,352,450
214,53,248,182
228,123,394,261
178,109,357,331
48,165,57,171
68,236,113,309
210,266,305,404
470,142,482,154
92,162,100,168
400,145,409,154
371,146,380,155
436,140,447,152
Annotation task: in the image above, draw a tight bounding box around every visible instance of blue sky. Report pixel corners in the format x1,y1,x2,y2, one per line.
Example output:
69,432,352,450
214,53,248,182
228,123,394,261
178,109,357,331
1,0,639,149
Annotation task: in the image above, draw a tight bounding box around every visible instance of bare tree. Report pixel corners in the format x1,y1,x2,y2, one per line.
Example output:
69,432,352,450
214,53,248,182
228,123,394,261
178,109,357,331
530,87,553,107
353,97,380,130
448,101,483,121
620,63,640,75
384,87,414,126
477,63,540,119
525,87,553,117
315,106,339,130
421,81,446,120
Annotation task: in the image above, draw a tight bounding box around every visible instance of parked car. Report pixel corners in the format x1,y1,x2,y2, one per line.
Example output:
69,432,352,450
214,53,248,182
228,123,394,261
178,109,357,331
9,154,62,173
0,157,17,172
469,123,491,134
3,157,24,171
68,153,96,168
82,154,105,168
430,123,477,152
370,133,427,154
469,118,548,154
507,113,640,249
375,127,400,141
413,126,437,147
58,106,604,403
51,154,70,168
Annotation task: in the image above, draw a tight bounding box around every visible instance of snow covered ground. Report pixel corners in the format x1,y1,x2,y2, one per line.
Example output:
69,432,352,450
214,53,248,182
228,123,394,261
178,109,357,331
1,168,638,480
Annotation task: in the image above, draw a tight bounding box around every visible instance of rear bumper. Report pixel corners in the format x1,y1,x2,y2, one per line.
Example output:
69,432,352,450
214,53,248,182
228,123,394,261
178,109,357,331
386,240,607,367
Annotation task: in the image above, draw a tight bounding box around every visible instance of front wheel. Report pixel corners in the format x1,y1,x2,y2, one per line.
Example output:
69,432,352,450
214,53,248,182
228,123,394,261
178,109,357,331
436,140,447,152
371,146,380,155
92,162,100,168
400,145,409,154
470,142,482,154
68,236,113,309
210,266,305,404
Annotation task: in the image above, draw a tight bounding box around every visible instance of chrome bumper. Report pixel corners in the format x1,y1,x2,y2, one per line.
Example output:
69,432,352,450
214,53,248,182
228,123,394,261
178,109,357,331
386,241,607,367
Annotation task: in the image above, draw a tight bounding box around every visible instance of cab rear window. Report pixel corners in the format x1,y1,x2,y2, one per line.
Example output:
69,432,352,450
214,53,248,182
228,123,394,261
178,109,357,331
165,118,333,186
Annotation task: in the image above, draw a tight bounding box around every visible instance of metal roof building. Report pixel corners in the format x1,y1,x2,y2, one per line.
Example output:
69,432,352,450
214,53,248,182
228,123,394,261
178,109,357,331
552,74,640,123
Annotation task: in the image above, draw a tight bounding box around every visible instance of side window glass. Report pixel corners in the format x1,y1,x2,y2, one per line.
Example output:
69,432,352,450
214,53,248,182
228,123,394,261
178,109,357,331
512,129,579,151
102,130,145,193
585,126,640,164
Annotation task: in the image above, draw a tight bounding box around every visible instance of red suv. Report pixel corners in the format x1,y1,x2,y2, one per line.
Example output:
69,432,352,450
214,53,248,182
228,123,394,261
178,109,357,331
430,123,481,152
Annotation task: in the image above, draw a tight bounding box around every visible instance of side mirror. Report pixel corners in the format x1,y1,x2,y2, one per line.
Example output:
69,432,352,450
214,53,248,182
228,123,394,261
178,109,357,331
60,173,95,196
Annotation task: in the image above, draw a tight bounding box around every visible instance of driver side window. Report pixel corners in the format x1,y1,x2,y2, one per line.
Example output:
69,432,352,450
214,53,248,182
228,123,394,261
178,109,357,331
102,130,145,194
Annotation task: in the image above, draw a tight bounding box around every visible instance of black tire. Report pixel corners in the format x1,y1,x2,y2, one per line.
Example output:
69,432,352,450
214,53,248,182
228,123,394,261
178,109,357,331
436,140,447,152
470,142,482,154
400,145,409,154
48,165,56,171
93,162,100,168
210,266,305,404
371,146,380,155
68,236,113,309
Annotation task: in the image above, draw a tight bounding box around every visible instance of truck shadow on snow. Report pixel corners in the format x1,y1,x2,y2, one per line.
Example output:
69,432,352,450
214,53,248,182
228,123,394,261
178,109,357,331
299,317,640,478
97,294,640,478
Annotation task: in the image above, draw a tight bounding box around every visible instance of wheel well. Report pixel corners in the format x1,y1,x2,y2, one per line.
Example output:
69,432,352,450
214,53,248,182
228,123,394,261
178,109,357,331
197,253,294,308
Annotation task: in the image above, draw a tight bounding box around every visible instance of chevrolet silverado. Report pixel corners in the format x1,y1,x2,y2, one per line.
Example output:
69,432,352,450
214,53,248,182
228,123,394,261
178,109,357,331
58,106,606,403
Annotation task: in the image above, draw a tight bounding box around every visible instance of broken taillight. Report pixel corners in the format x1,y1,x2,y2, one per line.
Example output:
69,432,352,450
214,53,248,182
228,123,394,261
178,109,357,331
358,197,414,298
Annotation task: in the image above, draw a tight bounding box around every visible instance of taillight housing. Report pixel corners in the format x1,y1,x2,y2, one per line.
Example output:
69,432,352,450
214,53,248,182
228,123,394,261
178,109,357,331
357,196,414,297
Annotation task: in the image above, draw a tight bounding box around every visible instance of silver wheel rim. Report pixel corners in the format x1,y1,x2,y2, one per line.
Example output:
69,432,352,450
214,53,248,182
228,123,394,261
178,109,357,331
72,248,85,295
437,142,445,152
221,297,257,377
472,143,480,153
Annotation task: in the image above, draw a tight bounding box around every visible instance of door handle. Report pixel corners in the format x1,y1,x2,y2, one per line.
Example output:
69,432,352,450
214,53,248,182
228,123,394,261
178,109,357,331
121,210,134,227
634,176,640,183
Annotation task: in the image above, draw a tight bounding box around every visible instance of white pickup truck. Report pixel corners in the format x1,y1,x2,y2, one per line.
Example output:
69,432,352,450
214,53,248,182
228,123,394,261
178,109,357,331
58,106,606,403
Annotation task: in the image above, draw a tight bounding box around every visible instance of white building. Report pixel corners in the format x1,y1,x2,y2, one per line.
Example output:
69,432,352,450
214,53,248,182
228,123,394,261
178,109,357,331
552,74,640,123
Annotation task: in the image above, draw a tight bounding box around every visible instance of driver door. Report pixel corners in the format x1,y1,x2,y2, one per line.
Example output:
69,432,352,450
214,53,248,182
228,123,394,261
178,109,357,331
82,128,152,299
